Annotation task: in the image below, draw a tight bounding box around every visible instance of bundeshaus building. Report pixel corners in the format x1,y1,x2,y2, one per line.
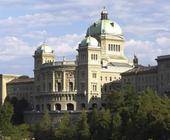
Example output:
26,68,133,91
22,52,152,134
0,9,169,113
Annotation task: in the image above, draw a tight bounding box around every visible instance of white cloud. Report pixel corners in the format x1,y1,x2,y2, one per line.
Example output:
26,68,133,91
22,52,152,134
0,34,83,62
22,30,47,40
0,0,170,75
125,39,162,65
156,37,170,47
45,34,83,59
0,36,34,61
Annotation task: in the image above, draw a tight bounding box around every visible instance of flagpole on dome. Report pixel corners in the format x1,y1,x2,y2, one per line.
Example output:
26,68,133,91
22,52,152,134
88,23,91,45
43,32,47,45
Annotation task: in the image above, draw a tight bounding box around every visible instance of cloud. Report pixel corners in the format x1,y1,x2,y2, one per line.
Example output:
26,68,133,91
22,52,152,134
156,37,170,47
0,36,34,61
46,34,83,59
0,0,170,75
22,30,47,40
125,39,162,65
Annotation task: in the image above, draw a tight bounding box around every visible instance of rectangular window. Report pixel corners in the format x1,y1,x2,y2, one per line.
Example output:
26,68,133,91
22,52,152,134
91,54,93,60
48,83,52,92
92,84,97,91
92,73,97,78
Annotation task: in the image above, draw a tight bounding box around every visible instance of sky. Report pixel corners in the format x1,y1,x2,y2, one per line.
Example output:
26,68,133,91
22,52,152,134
0,0,170,76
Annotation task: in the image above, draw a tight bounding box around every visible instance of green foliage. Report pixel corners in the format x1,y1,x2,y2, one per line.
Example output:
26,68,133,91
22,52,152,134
10,97,30,125
89,108,112,140
39,109,52,131
110,87,170,140
0,101,30,139
55,112,75,140
32,110,55,140
0,101,14,136
89,108,99,139
1,85,169,140
76,110,90,140
97,109,112,140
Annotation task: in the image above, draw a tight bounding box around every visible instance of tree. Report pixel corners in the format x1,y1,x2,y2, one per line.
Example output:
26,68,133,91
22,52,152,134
109,87,170,140
97,109,112,140
106,91,123,112
0,101,30,139
89,108,99,140
10,98,30,124
32,109,55,140
76,110,90,140
0,101,14,137
55,112,75,140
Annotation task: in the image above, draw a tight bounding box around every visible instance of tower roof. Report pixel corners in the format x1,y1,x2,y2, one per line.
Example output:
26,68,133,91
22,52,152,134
86,8,123,36
80,36,99,47
36,43,53,54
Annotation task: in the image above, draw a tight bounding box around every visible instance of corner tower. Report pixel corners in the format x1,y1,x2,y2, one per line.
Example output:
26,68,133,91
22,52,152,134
33,43,55,70
33,43,55,95
77,36,101,110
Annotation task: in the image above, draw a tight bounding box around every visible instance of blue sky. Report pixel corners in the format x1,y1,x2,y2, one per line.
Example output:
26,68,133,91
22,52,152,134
0,0,170,76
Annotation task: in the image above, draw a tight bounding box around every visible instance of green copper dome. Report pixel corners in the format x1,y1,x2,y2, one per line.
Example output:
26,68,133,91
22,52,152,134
86,20,122,36
80,36,99,47
86,8,123,36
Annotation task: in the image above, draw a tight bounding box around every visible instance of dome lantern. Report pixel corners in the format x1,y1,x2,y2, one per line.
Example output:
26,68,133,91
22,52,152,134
35,43,54,54
101,6,108,20
86,8,123,37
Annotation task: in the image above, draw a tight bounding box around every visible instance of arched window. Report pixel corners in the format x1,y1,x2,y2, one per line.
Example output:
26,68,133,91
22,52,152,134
36,104,40,111
47,104,51,111
55,103,61,111
58,82,62,92
81,103,86,109
92,103,97,108
67,103,74,111
41,104,44,111
101,103,106,109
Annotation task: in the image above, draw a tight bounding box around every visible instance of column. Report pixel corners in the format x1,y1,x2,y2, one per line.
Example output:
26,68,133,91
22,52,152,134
52,71,55,92
62,71,66,91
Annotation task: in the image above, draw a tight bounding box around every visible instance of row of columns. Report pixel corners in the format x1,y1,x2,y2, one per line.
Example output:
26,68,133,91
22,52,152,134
52,71,75,92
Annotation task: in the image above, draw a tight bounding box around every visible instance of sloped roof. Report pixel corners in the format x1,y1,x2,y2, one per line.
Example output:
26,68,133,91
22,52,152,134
8,76,34,84
121,65,157,76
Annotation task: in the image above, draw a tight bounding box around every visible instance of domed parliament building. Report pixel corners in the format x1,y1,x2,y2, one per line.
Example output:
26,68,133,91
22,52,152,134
1,9,134,111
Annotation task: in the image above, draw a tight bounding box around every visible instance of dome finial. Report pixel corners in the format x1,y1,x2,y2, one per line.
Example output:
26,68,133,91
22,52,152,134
101,6,108,20
88,25,91,37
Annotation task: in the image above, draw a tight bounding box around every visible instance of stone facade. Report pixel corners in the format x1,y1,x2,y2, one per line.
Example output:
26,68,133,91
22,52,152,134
7,76,34,103
121,55,170,96
157,55,170,95
0,74,19,105
32,42,77,111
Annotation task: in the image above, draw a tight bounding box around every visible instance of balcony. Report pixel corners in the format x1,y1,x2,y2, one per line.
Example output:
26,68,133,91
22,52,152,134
35,91,77,97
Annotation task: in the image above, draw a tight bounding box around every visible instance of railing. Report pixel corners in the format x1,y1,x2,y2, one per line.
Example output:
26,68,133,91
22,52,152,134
35,91,77,96
42,61,76,67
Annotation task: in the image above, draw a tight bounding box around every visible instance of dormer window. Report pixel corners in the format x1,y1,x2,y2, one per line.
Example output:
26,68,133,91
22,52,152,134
110,22,114,27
